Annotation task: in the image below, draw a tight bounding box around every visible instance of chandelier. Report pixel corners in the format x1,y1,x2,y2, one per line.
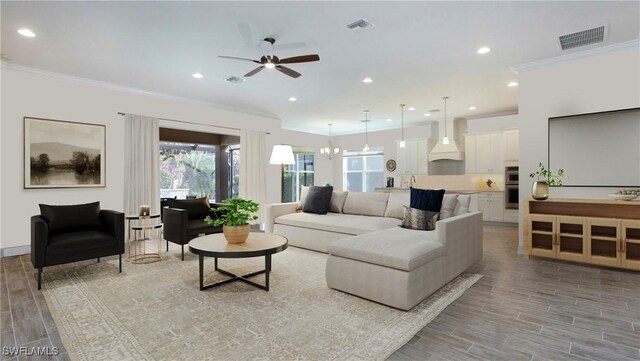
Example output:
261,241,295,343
320,123,340,160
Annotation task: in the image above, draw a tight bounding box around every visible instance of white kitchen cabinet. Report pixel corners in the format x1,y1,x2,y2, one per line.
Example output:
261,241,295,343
396,139,428,175
504,130,519,161
464,135,476,174
477,192,504,221
465,133,505,174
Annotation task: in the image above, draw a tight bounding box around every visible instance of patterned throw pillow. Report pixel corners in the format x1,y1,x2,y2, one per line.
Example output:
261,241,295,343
401,206,439,231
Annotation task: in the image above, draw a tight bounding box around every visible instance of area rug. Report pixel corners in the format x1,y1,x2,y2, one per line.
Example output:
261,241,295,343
41,247,481,361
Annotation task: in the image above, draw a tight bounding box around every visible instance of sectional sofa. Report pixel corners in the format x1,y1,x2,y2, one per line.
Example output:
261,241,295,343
265,190,483,310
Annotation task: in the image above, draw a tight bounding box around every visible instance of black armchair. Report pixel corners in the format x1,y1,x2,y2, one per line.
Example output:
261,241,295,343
163,197,223,260
31,202,124,290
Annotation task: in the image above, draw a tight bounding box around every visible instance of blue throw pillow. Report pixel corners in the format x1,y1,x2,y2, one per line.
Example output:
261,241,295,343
409,188,446,212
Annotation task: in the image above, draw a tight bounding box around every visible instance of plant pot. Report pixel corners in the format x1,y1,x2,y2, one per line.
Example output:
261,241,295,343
532,181,549,200
223,224,250,244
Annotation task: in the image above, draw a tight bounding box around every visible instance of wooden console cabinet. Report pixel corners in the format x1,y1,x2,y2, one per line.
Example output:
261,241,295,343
524,198,640,271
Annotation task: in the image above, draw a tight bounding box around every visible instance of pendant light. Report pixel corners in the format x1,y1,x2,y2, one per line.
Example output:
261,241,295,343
442,96,450,145
399,104,406,148
319,123,340,160
362,110,370,152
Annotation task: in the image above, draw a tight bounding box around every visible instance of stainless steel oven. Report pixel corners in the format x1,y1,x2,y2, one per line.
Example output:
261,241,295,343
505,166,519,209
505,185,519,209
505,166,519,185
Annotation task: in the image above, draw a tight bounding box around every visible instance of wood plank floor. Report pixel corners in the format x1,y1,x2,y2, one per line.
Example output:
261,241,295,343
391,225,640,361
1,225,639,361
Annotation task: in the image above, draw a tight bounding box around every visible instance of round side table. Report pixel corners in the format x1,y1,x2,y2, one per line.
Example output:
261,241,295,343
127,215,163,264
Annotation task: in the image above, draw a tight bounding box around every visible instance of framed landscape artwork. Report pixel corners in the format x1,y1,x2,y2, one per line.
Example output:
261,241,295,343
24,117,106,189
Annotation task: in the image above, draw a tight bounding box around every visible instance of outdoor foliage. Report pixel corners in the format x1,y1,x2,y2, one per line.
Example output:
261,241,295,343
160,147,215,199
205,198,259,227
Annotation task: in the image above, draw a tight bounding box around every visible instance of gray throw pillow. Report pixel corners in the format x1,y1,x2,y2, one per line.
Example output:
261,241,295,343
303,186,333,214
400,206,439,231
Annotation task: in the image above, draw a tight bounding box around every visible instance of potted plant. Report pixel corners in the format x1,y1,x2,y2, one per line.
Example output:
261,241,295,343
529,162,566,200
205,198,259,244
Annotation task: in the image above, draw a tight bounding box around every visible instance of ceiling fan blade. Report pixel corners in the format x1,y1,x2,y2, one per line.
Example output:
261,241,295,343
279,54,320,64
276,65,301,78
244,66,265,77
218,56,261,64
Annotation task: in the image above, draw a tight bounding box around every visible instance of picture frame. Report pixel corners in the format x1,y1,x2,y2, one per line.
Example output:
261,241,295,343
24,117,106,189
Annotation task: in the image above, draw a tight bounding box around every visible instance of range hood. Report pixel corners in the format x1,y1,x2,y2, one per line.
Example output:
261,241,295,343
428,118,465,161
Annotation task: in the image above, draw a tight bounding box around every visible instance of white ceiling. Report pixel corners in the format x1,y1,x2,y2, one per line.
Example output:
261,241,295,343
2,1,639,135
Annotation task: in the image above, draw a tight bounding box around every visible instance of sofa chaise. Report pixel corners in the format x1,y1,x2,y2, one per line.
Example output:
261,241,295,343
265,190,483,310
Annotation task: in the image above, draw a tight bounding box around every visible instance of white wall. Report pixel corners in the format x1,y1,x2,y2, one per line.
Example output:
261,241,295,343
466,114,519,134
331,124,435,190
518,45,640,251
0,67,329,253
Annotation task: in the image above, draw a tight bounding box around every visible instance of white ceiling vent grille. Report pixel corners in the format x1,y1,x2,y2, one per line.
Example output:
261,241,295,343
225,76,246,83
346,19,374,30
558,25,607,50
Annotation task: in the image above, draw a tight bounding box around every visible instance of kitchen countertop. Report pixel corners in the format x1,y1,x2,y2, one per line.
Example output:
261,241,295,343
375,187,491,194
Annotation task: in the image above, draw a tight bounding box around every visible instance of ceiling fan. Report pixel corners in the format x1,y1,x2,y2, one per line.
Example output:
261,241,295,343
218,37,320,79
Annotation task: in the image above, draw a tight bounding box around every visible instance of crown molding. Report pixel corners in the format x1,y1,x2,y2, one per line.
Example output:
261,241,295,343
0,62,280,121
511,39,640,74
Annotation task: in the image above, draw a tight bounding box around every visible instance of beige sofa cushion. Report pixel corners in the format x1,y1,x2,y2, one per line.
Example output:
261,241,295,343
275,212,400,235
454,195,471,216
342,192,389,217
384,192,410,219
329,191,348,213
327,227,444,272
439,194,459,219
297,186,310,210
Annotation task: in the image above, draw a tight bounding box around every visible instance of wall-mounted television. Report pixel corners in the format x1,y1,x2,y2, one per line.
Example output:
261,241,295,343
548,108,640,187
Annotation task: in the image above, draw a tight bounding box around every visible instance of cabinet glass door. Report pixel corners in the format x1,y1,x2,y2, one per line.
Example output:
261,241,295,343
588,218,620,267
557,216,586,262
623,220,640,270
528,214,556,258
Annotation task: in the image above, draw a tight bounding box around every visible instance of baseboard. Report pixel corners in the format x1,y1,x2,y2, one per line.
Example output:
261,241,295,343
1,245,30,258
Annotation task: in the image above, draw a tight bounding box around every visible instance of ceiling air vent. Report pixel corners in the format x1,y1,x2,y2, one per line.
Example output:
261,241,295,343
225,76,246,83
558,25,607,50
428,109,440,113
346,19,374,30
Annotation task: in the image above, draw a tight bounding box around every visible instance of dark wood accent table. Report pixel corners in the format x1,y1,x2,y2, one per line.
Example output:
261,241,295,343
188,233,288,291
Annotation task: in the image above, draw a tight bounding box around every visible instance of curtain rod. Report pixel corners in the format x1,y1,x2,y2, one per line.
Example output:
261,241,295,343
117,112,270,134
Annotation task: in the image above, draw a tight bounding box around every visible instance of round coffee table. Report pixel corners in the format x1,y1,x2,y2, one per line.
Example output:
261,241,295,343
188,233,288,291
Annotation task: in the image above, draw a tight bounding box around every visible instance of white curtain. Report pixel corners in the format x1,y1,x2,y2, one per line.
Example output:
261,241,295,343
239,129,267,223
124,114,160,215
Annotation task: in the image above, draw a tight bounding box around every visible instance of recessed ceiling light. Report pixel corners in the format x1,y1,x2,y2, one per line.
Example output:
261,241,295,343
408,107,415,111
362,78,373,83
424,113,431,117
386,118,392,122
508,81,519,87
477,47,491,54
289,97,297,102
469,106,477,110
192,73,203,79
17,28,36,38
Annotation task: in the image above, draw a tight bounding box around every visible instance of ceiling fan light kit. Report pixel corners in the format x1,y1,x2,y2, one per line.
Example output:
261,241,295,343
218,37,320,79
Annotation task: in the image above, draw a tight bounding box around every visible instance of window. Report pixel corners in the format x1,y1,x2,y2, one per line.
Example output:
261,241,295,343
283,153,315,202
343,149,384,192
160,141,216,200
